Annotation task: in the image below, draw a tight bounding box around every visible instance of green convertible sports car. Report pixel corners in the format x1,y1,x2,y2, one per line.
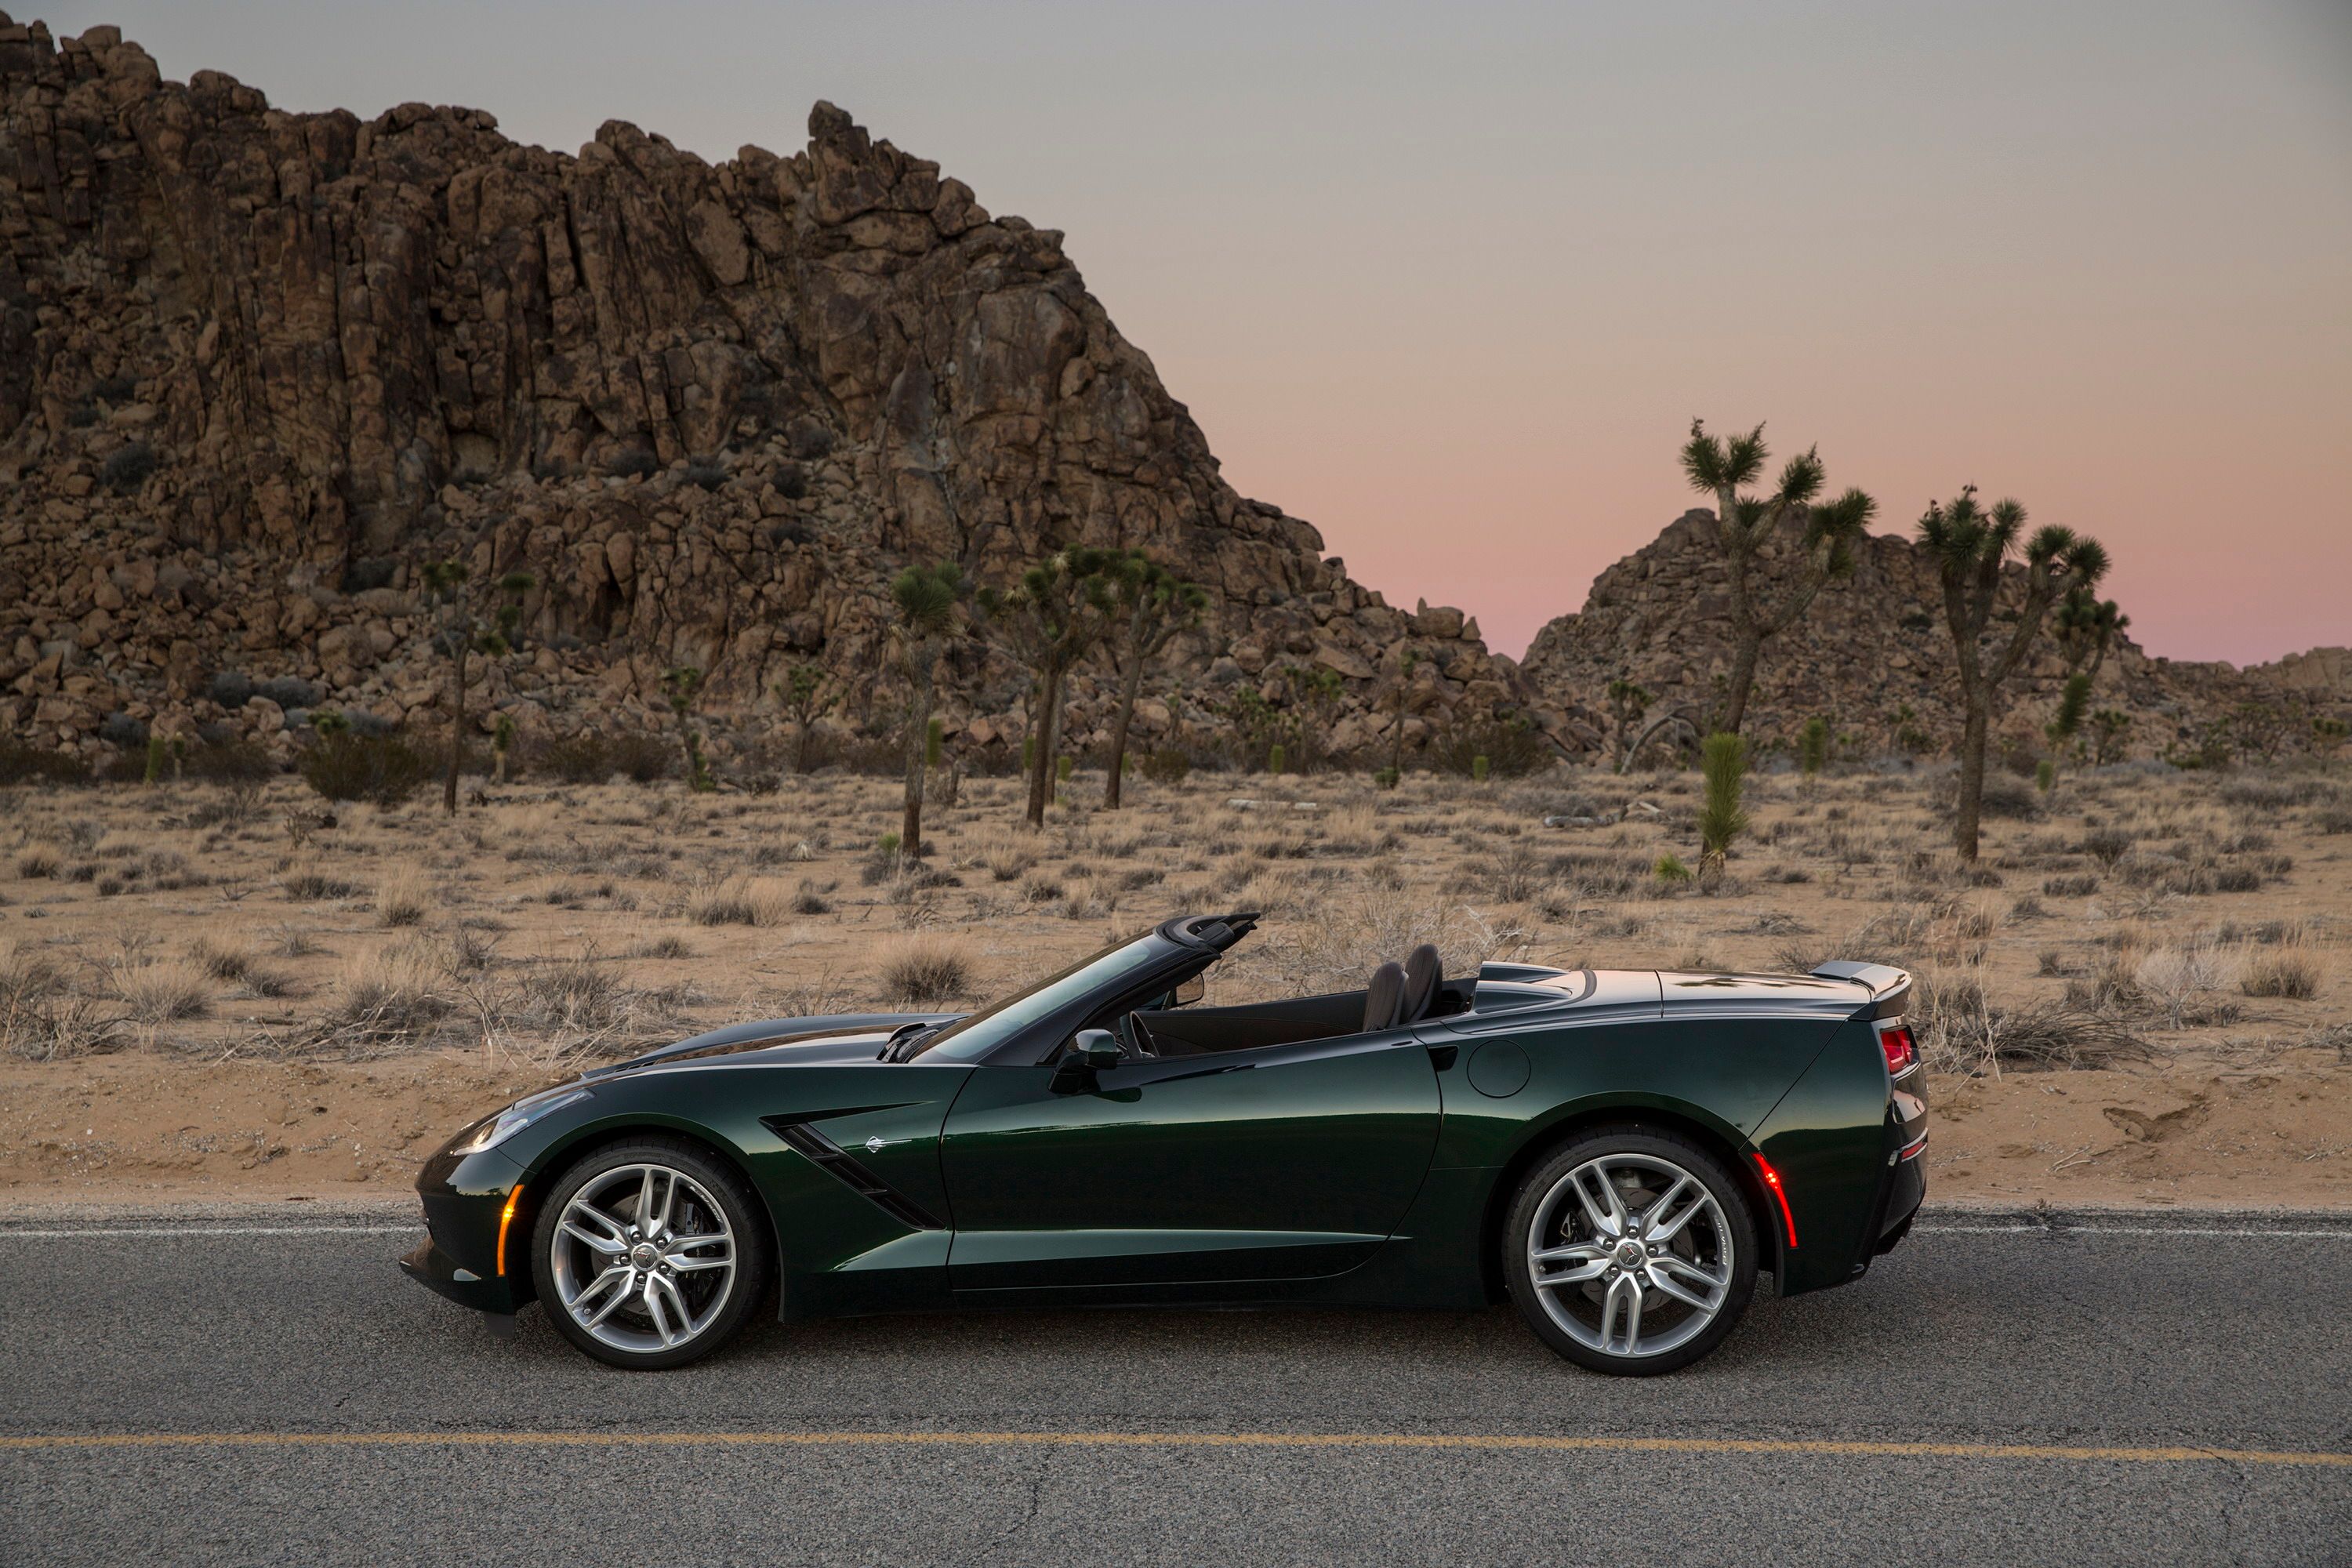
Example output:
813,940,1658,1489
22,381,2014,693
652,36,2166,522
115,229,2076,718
404,912,1928,1374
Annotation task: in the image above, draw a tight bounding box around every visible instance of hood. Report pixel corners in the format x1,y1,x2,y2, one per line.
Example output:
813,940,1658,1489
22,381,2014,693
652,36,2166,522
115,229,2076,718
586,1011,960,1078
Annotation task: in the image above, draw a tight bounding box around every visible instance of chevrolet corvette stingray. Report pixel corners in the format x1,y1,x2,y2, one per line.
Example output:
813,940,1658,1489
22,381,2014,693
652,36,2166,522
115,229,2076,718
403,912,1927,1374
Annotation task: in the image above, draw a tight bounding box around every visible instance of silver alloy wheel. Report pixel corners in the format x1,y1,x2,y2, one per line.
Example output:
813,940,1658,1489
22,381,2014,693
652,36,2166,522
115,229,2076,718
1526,1152,1735,1359
550,1162,738,1354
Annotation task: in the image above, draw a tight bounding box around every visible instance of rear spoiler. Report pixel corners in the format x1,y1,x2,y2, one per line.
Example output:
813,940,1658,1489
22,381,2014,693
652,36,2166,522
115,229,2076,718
1810,960,1914,1020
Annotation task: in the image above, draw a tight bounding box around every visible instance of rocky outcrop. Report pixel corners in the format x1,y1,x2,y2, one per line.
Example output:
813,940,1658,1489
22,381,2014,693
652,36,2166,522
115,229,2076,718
1518,508,2350,762
0,17,1507,764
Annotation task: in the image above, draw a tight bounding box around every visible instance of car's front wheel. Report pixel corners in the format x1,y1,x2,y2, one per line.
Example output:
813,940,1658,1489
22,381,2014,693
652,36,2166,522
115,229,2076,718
530,1138,773,1369
1503,1127,1758,1376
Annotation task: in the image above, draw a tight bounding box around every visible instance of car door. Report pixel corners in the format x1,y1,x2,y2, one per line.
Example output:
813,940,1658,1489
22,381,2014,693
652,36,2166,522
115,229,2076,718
938,1026,1442,1292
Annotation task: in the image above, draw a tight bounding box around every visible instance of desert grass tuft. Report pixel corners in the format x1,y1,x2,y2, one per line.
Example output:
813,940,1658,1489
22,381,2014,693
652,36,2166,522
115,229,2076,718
2239,925,2323,1000
876,932,976,1005
111,956,214,1025
374,866,430,928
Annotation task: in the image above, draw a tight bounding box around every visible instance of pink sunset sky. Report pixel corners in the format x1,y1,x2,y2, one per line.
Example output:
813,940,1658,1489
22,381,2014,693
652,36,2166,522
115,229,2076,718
49,1,2352,666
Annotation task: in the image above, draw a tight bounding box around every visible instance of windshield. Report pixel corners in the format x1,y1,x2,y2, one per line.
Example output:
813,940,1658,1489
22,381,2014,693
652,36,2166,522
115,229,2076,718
909,929,1167,1063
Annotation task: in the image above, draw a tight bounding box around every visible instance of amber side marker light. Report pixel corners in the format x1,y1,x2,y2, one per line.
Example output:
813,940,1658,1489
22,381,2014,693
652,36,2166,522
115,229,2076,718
1750,1152,1798,1250
496,1183,524,1276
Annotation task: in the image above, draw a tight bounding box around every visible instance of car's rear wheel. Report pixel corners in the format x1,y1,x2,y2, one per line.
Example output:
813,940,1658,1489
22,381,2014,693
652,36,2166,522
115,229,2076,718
1503,1127,1757,1376
530,1137,773,1369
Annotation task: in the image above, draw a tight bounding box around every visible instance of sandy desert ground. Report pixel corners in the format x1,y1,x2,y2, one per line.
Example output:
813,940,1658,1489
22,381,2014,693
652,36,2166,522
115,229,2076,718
2,761,2346,1210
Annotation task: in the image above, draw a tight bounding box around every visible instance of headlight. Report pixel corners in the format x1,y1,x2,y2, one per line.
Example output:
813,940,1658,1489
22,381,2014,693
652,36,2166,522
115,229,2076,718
448,1086,593,1156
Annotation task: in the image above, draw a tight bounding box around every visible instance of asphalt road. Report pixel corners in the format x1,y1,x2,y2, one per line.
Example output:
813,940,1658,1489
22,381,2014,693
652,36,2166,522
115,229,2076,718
2,1207,2347,1567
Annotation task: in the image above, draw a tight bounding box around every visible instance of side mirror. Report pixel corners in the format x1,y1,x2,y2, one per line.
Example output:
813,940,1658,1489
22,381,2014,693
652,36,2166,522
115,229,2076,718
1171,973,1206,1007
1051,1029,1124,1093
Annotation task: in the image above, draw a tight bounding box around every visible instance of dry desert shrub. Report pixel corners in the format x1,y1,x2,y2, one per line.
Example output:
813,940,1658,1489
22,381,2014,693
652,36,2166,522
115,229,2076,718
1,941,129,1060
2132,935,2234,1028
15,844,61,879
1910,965,2145,1075
110,955,212,1025
686,875,796,927
316,941,455,1050
970,836,1039,884
876,933,976,1005
506,950,702,1051
374,866,430,928
2239,925,2323,1000
187,935,249,982
1060,876,1109,920
280,864,361,902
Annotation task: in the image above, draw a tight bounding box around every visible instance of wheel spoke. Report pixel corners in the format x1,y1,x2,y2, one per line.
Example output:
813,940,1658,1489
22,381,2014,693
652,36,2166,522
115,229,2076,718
1642,1176,1699,1241
1571,1166,1626,1237
637,1167,657,1231
1654,1253,1726,1294
642,1275,674,1345
1643,1263,1714,1311
560,1219,625,1255
651,1271,695,1332
1532,1240,1610,1288
1598,1272,1638,1352
578,1269,634,1328
664,1241,731,1272
1531,1240,1609,1265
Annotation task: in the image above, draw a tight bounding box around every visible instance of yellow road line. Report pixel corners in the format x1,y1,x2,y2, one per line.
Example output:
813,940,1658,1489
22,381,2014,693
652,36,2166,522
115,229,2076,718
2,1430,2347,1467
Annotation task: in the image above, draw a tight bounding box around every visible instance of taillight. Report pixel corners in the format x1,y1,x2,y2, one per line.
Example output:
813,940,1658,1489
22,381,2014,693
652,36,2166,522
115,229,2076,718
1876,1020,1917,1076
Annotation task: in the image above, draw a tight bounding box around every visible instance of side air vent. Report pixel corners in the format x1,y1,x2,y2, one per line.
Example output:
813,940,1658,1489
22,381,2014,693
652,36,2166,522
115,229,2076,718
765,1119,946,1231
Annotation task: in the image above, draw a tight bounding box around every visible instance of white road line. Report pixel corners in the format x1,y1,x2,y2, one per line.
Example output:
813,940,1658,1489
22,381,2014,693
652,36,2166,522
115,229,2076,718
0,1225,420,1238
1914,1225,2352,1238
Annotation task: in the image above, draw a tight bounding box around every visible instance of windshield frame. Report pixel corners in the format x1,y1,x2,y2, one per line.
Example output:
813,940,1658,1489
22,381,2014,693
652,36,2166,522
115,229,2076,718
907,926,1187,1065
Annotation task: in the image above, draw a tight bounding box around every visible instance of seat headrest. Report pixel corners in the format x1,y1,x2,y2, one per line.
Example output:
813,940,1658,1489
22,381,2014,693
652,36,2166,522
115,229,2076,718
1363,961,1407,1033
1400,943,1443,1024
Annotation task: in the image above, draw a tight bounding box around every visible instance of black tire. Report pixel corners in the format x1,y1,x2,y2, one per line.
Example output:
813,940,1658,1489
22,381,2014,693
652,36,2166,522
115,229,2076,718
529,1136,775,1370
1501,1125,1759,1377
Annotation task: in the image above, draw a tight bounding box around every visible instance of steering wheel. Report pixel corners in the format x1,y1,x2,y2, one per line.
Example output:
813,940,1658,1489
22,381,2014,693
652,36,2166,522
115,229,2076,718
1124,1011,1160,1058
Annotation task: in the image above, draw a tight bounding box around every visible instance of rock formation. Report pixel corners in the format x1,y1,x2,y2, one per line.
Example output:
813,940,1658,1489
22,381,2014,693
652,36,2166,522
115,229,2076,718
1517,508,2350,764
0,17,1508,767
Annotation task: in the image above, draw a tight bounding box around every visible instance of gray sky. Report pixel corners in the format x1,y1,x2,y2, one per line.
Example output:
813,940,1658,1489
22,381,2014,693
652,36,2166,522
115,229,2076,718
36,1,2352,663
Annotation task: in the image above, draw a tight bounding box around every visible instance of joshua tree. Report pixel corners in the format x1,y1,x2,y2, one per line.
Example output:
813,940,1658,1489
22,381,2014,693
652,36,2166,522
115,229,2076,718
2090,708,2133,766
978,547,1114,828
1381,648,1424,776
2312,715,2348,769
1606,676,1651,774
2045,586,2129,780
2232,700,2294,764
2053,588,2129,681
1798,715,1830,780
1098,552,1207,810
889,561,964,858
1280,664,1347,768
1917,487,2109,859
492,713,517,783
1679,420,1878,735
661,666,713,790
776,662,828,774
420,559,534,815
1697,731,1749,889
